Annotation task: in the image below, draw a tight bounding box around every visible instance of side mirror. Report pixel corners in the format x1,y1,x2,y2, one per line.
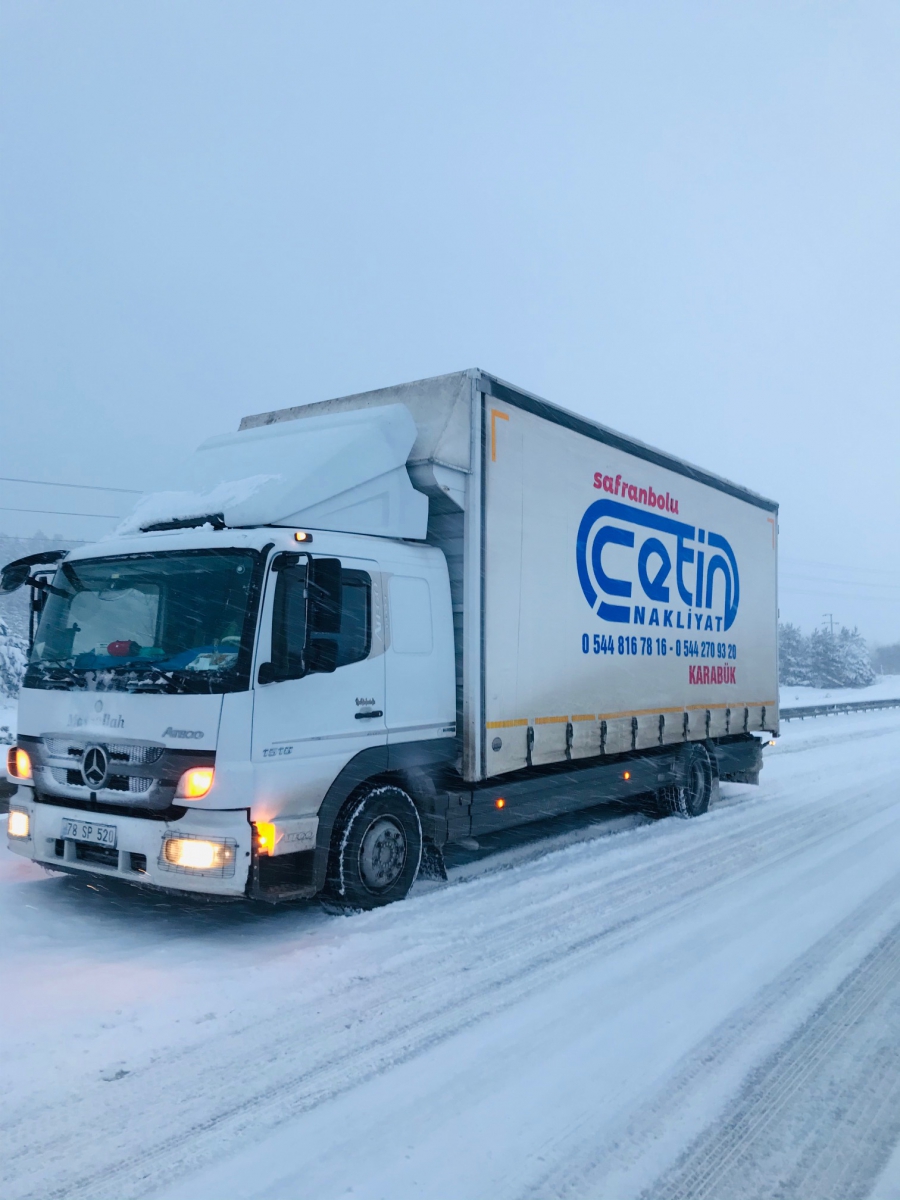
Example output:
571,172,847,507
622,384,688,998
305,638,338,674
307,558,342,635
257,661,279,685
1,550,66,595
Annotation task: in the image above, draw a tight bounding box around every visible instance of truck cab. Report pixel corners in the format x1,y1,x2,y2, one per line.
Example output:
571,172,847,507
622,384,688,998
6,524,456,903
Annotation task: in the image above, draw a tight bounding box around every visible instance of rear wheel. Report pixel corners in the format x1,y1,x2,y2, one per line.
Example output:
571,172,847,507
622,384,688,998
326,784,422,909
659,744,713,819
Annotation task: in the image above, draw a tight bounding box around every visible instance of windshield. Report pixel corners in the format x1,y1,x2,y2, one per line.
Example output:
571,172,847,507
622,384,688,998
27,549,260,691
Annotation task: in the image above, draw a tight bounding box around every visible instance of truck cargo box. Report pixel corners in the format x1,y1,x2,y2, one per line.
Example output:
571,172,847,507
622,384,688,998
243,369,778,784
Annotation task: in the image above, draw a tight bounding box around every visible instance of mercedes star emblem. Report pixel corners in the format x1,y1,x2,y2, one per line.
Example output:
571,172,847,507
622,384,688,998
81,745,109,790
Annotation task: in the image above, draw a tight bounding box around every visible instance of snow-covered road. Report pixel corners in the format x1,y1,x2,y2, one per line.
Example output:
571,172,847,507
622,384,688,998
5,712,900,1200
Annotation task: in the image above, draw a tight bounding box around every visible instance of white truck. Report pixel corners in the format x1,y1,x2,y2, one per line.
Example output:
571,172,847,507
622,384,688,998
4,370,778,907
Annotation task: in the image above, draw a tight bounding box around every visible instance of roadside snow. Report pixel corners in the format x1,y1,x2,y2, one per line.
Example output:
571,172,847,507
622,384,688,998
5,712,900,1199
780,673,900,708
0,695,15,746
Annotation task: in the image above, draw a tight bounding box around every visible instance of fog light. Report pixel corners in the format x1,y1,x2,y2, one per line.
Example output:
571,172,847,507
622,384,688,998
7,747,32,780
254,821,276,855
163,837,233,871
175,767,215,799
8,809,30,838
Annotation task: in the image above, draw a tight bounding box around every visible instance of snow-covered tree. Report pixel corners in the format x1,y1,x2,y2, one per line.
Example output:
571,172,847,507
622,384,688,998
0,619,28,700
778,623,810,686
807,626,845,688
780,622,876,689
835,625,876,687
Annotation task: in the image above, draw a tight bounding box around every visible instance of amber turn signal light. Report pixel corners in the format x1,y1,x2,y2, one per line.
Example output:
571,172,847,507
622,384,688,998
254,821,276,855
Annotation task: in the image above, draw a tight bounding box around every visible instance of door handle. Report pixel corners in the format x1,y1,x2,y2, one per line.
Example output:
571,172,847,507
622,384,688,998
355,710,383,719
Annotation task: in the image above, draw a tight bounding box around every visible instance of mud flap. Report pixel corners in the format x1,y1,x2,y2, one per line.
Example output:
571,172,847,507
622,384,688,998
418,841,448,881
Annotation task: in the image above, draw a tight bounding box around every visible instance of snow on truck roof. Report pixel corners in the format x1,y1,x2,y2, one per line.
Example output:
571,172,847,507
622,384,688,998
114,369,775,540
241,368,779,515
118,402,430,540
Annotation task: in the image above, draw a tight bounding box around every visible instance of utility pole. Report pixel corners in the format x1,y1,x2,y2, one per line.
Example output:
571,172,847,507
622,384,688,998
823,613,835,637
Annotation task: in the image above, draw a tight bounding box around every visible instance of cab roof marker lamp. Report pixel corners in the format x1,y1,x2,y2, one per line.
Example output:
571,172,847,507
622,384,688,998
294,531,313,543
175,767,215,800
7,747,32,781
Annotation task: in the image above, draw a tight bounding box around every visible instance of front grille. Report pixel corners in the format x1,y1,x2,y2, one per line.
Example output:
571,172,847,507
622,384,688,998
29,734,214,818
45,738,164,766
52,766,152,794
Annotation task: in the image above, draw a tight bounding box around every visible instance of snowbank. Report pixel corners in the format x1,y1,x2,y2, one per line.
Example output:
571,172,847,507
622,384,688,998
780,674,900,708
0,696,14,746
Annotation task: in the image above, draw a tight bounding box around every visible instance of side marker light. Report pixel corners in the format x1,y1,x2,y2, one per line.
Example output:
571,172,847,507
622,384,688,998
494,798,506,809
255,821,276,855
623,771,632,781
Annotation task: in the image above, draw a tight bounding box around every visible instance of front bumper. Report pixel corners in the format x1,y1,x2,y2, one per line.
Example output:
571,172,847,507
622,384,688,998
7,790,253,897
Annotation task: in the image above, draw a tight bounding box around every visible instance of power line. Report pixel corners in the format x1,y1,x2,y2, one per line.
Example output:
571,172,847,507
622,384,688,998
780,575,900,593
781,555,900,579
0,475,141,494
779,585,900,603
0,505,120,520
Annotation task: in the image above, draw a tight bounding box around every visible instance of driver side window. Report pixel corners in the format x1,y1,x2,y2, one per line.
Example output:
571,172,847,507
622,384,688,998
271,564,371,681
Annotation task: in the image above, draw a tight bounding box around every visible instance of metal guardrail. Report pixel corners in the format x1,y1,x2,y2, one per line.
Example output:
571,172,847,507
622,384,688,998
780,698,900,721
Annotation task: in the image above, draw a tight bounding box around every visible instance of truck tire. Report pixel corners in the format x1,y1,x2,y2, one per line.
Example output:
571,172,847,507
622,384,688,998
326,784,423,909
659,743,713,819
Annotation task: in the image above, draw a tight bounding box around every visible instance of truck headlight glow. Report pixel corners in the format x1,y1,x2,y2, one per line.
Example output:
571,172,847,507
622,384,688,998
175,767,215,799
163,836,234,871
7,808,30,838
7,747,32,780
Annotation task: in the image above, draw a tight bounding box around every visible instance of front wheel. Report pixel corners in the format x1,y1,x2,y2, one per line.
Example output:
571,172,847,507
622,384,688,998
326,785,423,909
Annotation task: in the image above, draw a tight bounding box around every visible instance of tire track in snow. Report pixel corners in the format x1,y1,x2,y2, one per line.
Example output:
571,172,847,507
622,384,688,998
5,720,900,1200
648,918,900,1200
7,731,900,1200
513,870,900,1200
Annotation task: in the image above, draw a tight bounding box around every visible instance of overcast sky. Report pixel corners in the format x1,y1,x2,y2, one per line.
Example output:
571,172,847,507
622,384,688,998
2,1,900,640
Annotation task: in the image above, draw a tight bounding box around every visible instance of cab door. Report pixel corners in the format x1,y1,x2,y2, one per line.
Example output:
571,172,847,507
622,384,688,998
251,553,385,816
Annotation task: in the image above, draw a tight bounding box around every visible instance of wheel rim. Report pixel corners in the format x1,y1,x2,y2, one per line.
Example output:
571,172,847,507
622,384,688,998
358,816,407,892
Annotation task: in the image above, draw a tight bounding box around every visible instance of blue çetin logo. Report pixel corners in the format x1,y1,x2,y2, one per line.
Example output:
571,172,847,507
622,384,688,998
576,499,740,631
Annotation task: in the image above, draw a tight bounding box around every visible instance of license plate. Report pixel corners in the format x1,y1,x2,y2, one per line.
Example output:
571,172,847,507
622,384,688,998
61,818,117,848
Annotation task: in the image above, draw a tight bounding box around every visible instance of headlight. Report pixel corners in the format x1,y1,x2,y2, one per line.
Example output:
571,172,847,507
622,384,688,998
7,747,32,780
175,767,215,799
162,836,235,872
7,808,30,839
